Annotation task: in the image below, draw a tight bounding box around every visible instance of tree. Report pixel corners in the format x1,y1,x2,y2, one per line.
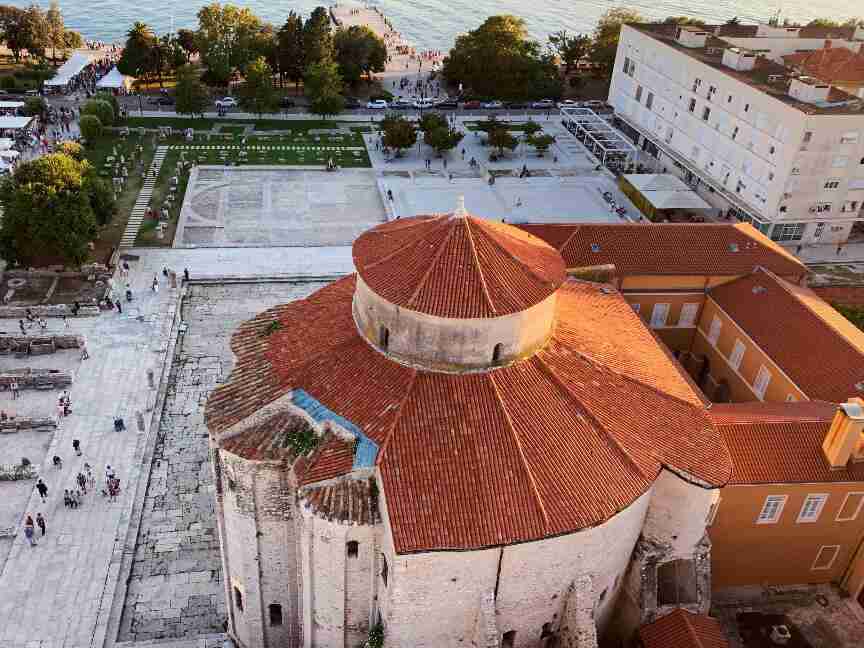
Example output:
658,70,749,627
45,1,65,63
522,120,542,137
117,22,157,80
78,115,102,141
487,128,518,156
174,64,211,117
81,99,114,127
63,29,82,49
442,16,561,101
304,59,344,118
195,3,265,87
96,92,121,124
419,112,448,135
475,116,504,134
425,127,463,157
177,28,198,61
21,5,49,59
85,172,116,226
23,96,47,117
382,115,417,157
239,56,278,116
277,12,304,88
662,16,707,26
590,8,644,77
527,133,555,156
0,154,98,266
548,30,591,74
0,6,27,62
57,140,84,161
334,25,386,85
303,6,334,68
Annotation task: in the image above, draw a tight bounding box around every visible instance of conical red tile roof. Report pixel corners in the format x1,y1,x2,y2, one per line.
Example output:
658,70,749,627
353,212,566,318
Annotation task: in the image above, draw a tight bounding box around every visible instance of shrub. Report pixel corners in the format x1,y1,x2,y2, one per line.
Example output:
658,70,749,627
23,96,47,117
96,92,121,123
86,173,117,226
79,115,103,141
56,141,84,161
81,99,114,127
0,76,16,90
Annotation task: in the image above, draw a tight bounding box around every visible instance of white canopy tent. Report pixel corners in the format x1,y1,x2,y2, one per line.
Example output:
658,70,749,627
0,116,33,130
0,101,25,110
621,174,712,210
96,67,134,91
44,51,97,87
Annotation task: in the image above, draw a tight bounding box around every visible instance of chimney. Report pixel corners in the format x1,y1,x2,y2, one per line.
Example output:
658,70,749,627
823,398,864,469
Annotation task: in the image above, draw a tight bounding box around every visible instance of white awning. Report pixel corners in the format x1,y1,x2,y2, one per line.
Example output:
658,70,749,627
96,67,134,90
0,101,25,109
0,116,33,130
45,51,97,86
622,173,712,210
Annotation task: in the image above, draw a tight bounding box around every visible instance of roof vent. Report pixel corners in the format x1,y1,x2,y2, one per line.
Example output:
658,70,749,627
752,285,768,295
591,243,601,253
728,242,739,252
453,195,468,218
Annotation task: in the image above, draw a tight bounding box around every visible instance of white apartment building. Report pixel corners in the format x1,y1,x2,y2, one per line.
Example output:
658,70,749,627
609,23,864,247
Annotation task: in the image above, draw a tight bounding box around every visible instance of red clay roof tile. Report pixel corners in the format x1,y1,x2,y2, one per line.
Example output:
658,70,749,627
639,609,729,648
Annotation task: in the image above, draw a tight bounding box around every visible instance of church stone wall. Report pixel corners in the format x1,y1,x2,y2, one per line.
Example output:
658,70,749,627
376,488,651,648
352,276,557,371
642,469,717,558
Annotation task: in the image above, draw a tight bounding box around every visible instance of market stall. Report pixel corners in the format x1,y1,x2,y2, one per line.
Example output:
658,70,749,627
619,173,712,222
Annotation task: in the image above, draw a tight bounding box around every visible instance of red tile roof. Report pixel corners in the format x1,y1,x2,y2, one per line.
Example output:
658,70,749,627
710,401,864,484
639,609,729,648
518,223,806,278
207,275,731,553
709,269,864,402
299,477,379,526
783,47,864,84
353,213,566,318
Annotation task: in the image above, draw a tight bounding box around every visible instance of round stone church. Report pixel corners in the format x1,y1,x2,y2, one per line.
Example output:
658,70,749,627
204,202,732,648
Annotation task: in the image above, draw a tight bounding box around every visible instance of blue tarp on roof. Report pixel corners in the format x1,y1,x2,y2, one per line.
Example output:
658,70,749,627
291,389,378,469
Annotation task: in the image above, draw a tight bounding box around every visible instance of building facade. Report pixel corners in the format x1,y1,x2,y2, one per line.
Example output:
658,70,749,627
609,23,864,246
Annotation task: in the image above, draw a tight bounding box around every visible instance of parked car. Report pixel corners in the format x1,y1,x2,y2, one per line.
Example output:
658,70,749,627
506,101,527,110
435,99,458,109
367,99,389,109
390,98,413,110
215,97,238,108
280,97,295,108
461,100,481,109
149,95,175,106
481,100,503,109
342,96,361,108
557,99,578,108
531,99,555,109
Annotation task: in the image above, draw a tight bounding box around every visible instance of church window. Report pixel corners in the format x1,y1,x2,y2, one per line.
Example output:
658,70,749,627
347,541,359,558
381,554,389,586
380,327,389,350
269,604,283,626
492,343,503,364
657,559,698,606
234,587,244,612
502,630,516,648
540,623,554,638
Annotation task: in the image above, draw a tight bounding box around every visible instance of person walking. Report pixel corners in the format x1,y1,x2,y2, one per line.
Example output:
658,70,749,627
151,276,159,293
72,439,81,456
23,516,37,547
76,471,87,494
35,512,46,537
81,345,90,360
11,381,19,400
36,479,48,502
115,299,122,314
183,268,190,283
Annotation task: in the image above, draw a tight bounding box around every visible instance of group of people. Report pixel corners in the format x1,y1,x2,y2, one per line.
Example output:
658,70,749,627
57,391,72,418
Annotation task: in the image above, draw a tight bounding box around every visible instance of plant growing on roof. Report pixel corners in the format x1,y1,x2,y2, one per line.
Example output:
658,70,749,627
363,622,384,648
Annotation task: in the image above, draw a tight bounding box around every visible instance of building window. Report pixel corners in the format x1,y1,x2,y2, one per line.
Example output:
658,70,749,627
502,631,517,648
757,495,787,524
815,202,832,213
744,103,750,112
729,339,746,370
269,603,283,626
824,179,841,190
379,327,389,350
688,98,696,113
701,106,711,121
635,85,643,102
771,223,805,242
811,545,840,571
657,559,698,606
786,393,797,402
234,587,244,612
678,303,699,327
381,554,388,587
646,92,654,109
837,493,864,522
753,365,772,399
797,494,829,523
803,131,812,143
707,315,722,345
492,343,504,364
347,541,359,558
650,303,670,328
540,623,554,639
840,132,859,145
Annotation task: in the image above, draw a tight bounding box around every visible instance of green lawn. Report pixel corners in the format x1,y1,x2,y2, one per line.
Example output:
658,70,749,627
464,121,542,132
136,148,190,246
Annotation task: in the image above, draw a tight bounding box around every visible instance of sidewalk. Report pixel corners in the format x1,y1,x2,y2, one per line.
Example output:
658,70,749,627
798,242,864,265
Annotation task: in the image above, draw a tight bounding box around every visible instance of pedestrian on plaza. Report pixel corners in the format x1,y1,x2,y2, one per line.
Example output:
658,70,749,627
11,381,19,400
86,468,95,491
162,265,169,278
81,345,90,360
52,455,62,469
183,268,190,283
73,490,82,507
19,319,26,335
115,299,122,314
23,515,37,547
106,464,115,482
443,158,447,170
36,512,46,536
62,314,69,328
72,439,81,456
64,489,72,508
36,479,48,502
152,275,159,293
77,471,87,494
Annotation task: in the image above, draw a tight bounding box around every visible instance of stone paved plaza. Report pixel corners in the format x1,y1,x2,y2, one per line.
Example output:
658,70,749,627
117,280,327,642
175,168,386,247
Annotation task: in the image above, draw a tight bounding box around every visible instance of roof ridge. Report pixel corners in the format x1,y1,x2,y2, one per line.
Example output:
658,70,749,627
534,352,653,482
488,371,550,528
405,221,462,310
682,611,705,648
361,217,450,272
475,218,559,286
463,217,498,314
375,369,418,466
558,224,582,253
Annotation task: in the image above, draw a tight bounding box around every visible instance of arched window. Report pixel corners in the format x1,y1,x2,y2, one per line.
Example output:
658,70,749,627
492,343,504,364
380,327,390,350
347,541,359,558
268,603,283,626
502,630,516,648
234,587,244,612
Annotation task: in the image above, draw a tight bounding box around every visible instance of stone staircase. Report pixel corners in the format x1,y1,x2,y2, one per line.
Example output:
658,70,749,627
119,146,169,248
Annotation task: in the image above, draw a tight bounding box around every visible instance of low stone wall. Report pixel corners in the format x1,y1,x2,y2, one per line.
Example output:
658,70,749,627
1,263,113,318
0,304,101,318
0,368,73,389
0,334,84,355
0,417,57,433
